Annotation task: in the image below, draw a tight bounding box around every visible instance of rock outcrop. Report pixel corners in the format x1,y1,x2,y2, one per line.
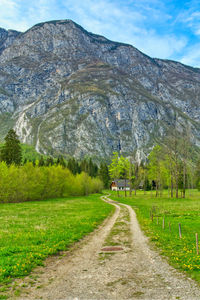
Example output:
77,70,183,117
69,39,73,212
0,20,200,160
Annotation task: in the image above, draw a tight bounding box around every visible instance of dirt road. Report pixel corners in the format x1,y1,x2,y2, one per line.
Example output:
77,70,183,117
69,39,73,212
19,195,200,300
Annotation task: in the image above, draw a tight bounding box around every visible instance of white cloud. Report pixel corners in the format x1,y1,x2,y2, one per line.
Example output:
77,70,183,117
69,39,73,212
195,28,200,35
180,44,200,67
61,0,186,59
176,6,200,37
0,0,190,63
129,33,187,59
0,0,59,31
0,0,21,30
182,11,200,23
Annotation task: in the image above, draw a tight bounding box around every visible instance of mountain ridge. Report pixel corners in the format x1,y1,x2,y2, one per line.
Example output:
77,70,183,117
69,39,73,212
0,19,200,161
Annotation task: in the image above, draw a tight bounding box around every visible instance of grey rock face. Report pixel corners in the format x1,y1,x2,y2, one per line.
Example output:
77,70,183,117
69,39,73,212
0,20,200,160
0,27,20,54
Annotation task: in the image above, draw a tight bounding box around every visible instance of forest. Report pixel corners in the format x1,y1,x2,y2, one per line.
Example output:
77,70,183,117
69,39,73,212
1,128,200,202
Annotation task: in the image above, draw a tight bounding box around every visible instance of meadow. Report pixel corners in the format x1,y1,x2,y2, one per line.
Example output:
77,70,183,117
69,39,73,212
109,189,200,283
0,194,113,296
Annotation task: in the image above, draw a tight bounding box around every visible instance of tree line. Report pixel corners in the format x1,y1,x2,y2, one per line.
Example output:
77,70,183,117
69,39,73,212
0,130,104,203
2,128,199,201
109,130,200,198
0,129,109,181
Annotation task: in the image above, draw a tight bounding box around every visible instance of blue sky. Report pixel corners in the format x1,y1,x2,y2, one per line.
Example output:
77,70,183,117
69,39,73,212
0,0,200,67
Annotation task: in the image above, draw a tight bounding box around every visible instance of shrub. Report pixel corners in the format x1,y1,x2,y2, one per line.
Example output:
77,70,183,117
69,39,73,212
0,162,103,203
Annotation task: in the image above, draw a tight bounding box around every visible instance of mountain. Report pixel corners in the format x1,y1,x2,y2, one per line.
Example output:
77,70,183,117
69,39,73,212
0,20,200,161
0,27,20,54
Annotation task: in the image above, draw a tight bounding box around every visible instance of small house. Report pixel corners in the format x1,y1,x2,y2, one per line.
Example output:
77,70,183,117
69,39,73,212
110,179,130,191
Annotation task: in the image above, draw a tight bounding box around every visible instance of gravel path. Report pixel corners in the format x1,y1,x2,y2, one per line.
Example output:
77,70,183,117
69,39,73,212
19,195,200,300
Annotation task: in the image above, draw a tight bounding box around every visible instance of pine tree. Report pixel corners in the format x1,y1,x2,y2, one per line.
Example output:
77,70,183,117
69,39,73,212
0,129,22,165
68,157,80,174
38,156,45,167
99,163,110,188
80,159,88,173
46,157,54,166
88,158,98,177
56,156,66,168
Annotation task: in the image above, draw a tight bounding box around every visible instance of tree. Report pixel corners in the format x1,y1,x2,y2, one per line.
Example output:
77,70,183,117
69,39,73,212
109,152,120,196
140,163,151,194
133,162,139,196
109,153,131,197
179,126,191,198
67,157,80,174
99,163,110,189
38,156,45,167
56,156,66,168
195,159,200,187
118,156,130,197
80,159,88,174
148,145,168,197
128,157,134,196
164,129,185,198
0,129,22,165
88,158,98,177
45,157,54,166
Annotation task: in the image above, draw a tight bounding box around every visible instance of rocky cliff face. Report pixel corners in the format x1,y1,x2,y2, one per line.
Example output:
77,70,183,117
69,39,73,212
0,28,20,54
0,20,200,160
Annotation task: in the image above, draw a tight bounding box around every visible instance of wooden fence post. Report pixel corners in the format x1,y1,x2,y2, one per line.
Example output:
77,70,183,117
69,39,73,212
162,217,165,229
196,233,199,255
151,213,153,222
179,223,182,238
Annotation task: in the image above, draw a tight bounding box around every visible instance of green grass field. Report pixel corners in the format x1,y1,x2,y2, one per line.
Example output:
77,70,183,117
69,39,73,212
0,194,113,296
109,189,200,283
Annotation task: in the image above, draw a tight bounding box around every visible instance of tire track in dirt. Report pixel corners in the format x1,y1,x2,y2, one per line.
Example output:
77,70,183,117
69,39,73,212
18,196,121,299
17,195,200,300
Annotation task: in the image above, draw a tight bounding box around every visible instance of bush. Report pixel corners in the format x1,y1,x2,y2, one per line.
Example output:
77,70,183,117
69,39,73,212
0,162,103,203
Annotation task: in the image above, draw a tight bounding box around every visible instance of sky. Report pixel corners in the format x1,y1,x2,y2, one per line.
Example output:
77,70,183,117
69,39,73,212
0,0,200,67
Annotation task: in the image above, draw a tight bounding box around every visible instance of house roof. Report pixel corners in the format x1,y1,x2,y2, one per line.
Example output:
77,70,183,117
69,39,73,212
112,180,130,187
